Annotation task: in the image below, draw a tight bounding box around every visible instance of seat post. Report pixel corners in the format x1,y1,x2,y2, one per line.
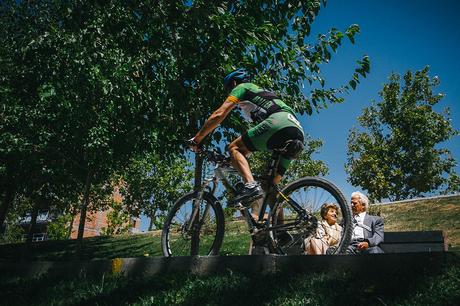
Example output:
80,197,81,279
267,152,281,182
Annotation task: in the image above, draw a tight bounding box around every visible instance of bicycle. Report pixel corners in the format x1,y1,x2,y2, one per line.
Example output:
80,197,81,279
161,146,352,256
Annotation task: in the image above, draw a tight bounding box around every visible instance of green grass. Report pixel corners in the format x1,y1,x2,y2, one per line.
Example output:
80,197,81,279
1,255,459,306
0,232,163,261
369,195,460,251
0,195,458,260
0,220,251,261
0,196,459,305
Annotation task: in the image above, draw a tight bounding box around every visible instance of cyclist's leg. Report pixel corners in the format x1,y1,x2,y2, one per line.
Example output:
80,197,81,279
228,137,263,221
240,115,283,192
242,114,302,253
229,114,289,183
228,136,254,183
272,157,291,192
235,112,303,218
264,114,304,224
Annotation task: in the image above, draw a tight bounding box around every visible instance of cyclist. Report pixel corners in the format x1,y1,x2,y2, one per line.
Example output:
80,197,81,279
189,68,305,205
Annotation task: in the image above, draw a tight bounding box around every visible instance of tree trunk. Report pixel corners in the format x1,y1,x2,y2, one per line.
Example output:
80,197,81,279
26,204,39,244
0,188,15,232
67,211,75,239
190,154,204,255
76,171,91,257
20,203,40,261
148,217,154,232
0,167,16,229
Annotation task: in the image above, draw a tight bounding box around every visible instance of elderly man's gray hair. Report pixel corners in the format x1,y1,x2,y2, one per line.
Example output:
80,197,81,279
351,191,369,209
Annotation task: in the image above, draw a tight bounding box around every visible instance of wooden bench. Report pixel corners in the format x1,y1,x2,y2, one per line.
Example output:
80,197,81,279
277,230,448,255
380,230,448,253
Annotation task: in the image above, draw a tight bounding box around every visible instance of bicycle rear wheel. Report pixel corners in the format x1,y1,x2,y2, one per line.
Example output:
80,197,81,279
161,191,224,257
269,177,352,255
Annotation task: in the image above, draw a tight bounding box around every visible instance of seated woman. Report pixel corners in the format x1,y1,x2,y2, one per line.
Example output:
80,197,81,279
304,203,342,255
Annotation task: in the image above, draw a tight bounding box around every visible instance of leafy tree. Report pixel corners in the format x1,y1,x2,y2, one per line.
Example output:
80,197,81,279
138,0,369,139
47,211,74,241
119,155,193,231
128,0,369,191
1,0,369,250
0,195,32,244
1,224,25,244
100,200,132,236
346,67,459,201
0,1,161,251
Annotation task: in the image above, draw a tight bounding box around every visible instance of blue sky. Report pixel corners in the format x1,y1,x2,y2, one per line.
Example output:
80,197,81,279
300,0,460,203
140,1,460,231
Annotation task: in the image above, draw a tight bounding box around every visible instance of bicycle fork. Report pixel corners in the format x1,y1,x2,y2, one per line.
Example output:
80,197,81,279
188,178,216,255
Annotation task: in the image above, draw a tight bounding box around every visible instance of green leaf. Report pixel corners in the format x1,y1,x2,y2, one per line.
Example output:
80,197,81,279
349,80,357,90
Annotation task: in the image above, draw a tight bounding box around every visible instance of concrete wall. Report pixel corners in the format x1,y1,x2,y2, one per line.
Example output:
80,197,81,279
0,252,455,279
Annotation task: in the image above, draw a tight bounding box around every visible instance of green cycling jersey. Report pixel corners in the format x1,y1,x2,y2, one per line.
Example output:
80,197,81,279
227,83,295,123
227,82,304,175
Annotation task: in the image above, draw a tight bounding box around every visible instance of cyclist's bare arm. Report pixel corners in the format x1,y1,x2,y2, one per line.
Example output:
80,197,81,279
192,99,236,144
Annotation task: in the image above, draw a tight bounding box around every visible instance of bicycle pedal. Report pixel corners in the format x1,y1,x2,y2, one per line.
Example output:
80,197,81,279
227,201,244,209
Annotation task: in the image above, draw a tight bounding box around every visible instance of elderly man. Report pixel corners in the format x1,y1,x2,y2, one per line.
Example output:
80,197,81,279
347,191,384,254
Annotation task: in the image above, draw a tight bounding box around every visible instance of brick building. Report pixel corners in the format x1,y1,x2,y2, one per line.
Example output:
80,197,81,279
70,186,140,239
11,186,140,241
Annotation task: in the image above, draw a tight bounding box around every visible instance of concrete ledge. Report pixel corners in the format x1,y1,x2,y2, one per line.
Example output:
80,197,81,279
0,252,455,279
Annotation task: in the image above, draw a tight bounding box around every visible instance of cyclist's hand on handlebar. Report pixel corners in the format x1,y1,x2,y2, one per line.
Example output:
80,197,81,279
187,138,202,153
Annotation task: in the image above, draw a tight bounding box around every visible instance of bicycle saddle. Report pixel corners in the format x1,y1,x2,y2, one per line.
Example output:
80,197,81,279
277,139,304,159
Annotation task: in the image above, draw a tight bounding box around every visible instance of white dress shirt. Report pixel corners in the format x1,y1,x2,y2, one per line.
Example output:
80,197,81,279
352,212,367,240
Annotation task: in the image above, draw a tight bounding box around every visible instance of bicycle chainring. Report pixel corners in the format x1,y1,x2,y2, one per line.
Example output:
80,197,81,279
296,212,318,237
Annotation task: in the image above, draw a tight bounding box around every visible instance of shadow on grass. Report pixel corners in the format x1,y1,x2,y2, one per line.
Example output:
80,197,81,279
0,231,251,261
0,234,162,262
1,255,459,306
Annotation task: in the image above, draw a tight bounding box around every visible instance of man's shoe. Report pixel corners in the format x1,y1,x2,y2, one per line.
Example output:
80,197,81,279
230,182,263,206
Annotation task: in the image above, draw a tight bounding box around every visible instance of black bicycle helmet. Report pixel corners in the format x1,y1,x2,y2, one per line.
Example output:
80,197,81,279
223,68,249,87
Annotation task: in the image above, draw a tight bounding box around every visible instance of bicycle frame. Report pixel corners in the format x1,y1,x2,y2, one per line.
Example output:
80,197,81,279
202,150,308,237
163,148,351,256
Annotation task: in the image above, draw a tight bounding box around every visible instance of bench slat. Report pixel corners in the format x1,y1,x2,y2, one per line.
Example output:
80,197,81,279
381,243,445,253
383,231,444,243
279,230,447,255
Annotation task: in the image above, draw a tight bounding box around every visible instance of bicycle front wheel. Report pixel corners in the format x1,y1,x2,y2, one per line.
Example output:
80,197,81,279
161,191,224,257
269,177,352,255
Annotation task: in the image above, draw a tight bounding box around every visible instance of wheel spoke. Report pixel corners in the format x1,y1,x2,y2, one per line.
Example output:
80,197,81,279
270,178,352,255
162,193,223,256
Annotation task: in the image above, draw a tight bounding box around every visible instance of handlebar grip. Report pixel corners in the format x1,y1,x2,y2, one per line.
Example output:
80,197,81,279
186,138,204,153
187,138,198,147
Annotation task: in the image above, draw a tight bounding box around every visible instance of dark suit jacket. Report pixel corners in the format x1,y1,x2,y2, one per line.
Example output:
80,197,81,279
361,213,385,247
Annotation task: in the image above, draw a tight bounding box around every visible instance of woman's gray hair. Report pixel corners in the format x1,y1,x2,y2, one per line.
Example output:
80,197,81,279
351,191,369,209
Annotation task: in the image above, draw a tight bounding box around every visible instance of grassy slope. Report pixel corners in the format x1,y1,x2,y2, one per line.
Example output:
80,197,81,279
0,196,459,306
0,219,251,261
0,195,458,260
369,195,460,251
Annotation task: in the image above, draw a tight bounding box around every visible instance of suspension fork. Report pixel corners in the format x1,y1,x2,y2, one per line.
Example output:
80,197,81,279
196,177,218,227
186,177,216,232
